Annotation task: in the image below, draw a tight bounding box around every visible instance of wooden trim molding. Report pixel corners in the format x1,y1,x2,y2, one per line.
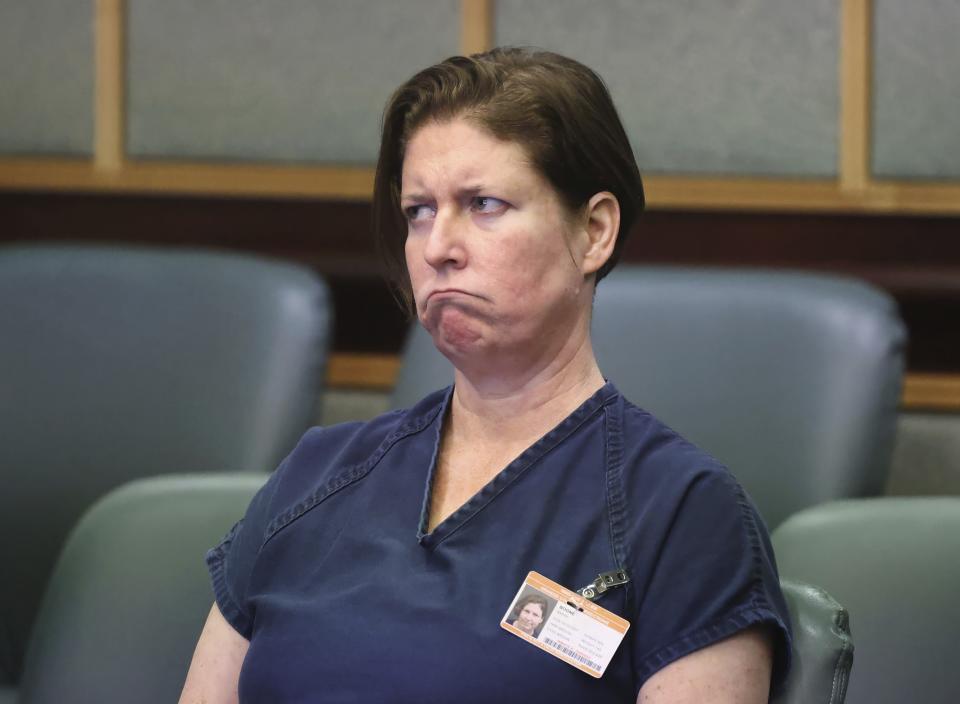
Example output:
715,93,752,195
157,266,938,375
94,0,125,172
641,176,960,215
839,0,872,193
0,159,375,200
327,353,401,389
645,176,852,212
325,354,960,413
2,0,960,214
902,374,960,412
461,0,493,55
3,161,960,214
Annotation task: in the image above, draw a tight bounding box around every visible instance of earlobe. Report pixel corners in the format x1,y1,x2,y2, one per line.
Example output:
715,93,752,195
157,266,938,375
580,192,620,276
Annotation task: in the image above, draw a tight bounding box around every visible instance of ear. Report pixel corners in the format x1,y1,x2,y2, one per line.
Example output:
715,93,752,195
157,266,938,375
578,192,620,277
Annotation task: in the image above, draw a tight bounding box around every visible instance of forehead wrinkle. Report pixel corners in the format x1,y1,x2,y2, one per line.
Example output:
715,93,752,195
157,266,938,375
401,120,543,200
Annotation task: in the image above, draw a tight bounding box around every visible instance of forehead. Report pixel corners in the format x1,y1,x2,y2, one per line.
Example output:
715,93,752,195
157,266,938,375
400,118,541,194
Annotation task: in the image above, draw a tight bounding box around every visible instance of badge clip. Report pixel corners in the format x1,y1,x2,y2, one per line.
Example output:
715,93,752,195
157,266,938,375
576,569,630,601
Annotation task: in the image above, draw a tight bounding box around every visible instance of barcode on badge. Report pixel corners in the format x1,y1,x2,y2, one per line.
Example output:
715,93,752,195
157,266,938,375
542,637,603,672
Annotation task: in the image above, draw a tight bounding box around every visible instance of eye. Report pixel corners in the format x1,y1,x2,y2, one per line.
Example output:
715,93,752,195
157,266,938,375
404,204,436,222
470,196,507,215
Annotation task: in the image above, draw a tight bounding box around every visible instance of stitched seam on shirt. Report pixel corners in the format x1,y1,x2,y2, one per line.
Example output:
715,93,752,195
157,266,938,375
416,389,453,541
604,396,628,570
635,603,784,687
426,389,619,547
207,540,252,635
628,466,783,690
429,409,603,546
731,475,795,687
261,402,444,546
730,475,768,611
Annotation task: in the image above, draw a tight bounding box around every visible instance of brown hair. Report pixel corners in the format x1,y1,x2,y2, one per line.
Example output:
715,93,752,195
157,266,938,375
373,47,645,314
510,593,550,624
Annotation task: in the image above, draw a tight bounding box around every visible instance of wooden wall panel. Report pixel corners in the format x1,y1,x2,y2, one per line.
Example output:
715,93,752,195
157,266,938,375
873,0,960,179
126,0,459,163
496,0,839,177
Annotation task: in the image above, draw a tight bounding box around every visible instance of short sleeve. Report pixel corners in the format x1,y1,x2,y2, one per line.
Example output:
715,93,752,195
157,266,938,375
629,467,792,693
202,416,412,641
205,467,284,640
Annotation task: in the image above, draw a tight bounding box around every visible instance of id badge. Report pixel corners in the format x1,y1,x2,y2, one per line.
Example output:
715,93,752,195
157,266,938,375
500,571,630,678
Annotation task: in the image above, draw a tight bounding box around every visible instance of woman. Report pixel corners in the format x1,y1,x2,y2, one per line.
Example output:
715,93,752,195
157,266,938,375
181,48,791,703
509,593,550,638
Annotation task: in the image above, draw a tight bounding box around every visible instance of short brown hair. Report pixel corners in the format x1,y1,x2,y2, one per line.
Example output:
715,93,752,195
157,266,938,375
373,47,645,314
511,593,550,623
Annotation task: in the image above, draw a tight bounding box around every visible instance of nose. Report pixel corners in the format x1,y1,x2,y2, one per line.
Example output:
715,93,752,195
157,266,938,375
422,209,467,270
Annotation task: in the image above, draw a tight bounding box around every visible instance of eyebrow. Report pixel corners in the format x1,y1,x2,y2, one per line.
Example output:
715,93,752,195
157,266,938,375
399,192,429,205
400,185,488,204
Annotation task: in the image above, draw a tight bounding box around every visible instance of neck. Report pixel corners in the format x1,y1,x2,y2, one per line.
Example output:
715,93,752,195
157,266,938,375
449,330,605,447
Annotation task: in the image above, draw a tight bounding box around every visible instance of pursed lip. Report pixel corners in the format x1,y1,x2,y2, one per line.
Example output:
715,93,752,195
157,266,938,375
425,288,478,303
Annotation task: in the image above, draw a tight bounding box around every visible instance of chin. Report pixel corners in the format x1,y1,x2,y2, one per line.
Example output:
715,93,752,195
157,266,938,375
423,303,487,354
432,329,484,363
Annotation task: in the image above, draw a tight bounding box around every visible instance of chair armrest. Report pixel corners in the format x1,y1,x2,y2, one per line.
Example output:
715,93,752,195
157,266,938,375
771,580,853,704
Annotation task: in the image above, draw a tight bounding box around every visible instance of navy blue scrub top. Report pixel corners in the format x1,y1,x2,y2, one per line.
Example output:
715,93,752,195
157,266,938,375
208,383,792,703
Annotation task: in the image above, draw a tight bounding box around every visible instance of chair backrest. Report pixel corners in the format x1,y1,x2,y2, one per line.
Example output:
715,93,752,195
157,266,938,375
773,581,853,704
772,498,960,704
390,266,906,528
0,244,330,685
16,474,266,704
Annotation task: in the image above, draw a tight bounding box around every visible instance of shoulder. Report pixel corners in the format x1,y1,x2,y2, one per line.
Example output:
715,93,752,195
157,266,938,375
616,396,734,503
252,387,450,540
609,394,792,689
612,393,770,588
206,388,450,639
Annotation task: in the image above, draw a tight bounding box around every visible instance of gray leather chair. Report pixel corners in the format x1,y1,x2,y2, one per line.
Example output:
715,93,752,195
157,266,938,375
13,476,850,704
773,582,853,704
772,497,960,704
0,244,330,692
16,474,266,704
391,266,906,528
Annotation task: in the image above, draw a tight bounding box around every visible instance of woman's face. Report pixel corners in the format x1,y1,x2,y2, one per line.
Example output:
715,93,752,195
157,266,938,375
401,118,594,375
516,601,545,634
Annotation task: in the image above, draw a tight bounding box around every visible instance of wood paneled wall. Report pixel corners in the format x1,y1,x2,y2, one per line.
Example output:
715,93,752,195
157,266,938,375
2,0,960,212
1,0,958,405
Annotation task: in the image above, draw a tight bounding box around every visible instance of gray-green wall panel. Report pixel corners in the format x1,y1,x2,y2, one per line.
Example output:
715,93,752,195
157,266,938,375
0,0,94,156
873,0,960,180
127,0,459,164
496,0,839,177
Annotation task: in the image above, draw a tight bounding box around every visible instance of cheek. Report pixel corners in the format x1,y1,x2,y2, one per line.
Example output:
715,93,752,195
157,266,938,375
404,239,426,287
491,234,554,290
496,229,576,299
403,235,416,268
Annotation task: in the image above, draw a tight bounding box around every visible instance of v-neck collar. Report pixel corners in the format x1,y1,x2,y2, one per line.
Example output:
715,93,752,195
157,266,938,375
416,381,620,549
